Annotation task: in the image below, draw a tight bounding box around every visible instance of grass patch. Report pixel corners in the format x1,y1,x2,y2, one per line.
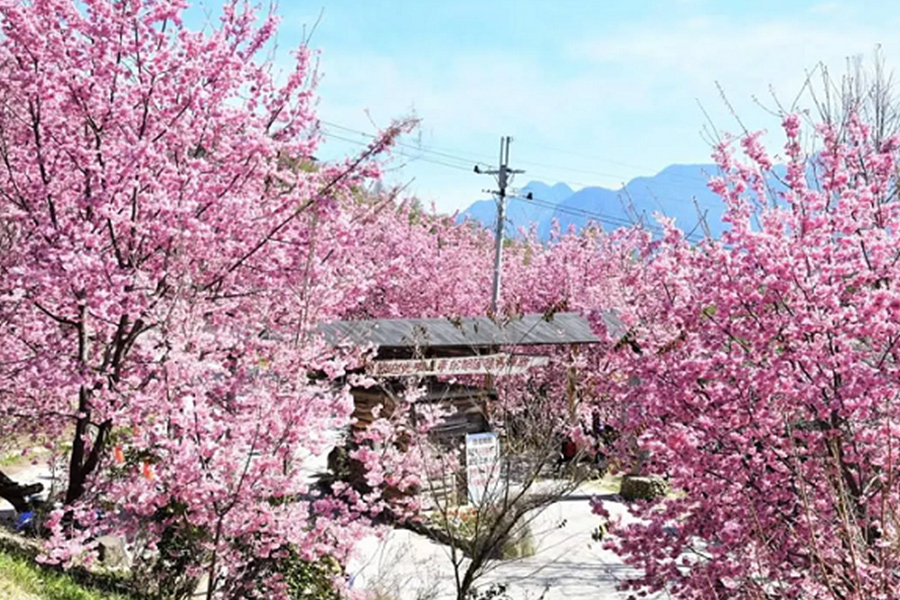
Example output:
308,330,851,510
0,548,133,600
0,435,55,469
0,453,22,468
0,444,29,469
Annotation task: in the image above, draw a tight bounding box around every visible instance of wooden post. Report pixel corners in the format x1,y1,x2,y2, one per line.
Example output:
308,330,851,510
566,348,579,423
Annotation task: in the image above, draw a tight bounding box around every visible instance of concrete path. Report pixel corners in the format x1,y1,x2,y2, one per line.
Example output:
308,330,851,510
347,482,652,600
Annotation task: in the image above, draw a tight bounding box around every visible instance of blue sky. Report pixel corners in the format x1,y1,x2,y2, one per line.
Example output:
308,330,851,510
207,1,897,212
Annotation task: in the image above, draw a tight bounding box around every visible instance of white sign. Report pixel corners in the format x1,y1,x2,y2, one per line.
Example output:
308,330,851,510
466,432,501,505
367,353,548,378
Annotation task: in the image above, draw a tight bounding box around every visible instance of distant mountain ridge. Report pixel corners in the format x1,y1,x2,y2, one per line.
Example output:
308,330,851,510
457,164,730,240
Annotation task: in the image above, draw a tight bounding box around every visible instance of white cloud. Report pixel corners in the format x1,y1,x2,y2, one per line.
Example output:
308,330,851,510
569,15,898,111
308,9,900,211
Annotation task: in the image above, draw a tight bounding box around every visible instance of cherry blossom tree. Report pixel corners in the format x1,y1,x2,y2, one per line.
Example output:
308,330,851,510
598,110,900,599
0,0,412,596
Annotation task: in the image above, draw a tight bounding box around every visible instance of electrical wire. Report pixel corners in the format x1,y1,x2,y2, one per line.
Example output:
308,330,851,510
320,121,494,168
514,139,715,187
321,131,476,172
511,193,706,244
319,122,713,241
321,121,700,184
514,194,655,232
320,121,721,208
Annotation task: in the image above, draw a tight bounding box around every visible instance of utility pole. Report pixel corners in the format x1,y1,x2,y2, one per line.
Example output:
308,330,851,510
475,136,524,315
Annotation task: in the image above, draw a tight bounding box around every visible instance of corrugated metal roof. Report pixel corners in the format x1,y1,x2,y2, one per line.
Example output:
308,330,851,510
319,312,604,349
596,309,629,342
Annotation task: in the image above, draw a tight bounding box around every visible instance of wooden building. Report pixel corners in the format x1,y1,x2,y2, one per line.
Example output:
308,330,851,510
318,311,619,504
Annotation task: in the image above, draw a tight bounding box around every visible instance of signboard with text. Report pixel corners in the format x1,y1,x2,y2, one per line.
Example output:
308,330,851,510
465,432,500,505
367,353,548,378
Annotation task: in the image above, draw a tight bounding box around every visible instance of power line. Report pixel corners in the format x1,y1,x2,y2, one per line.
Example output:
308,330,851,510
321,131,475,172
320,121,720,205
323,128,712,241
514,194,646,230
512,192,706,244
514,139,714,187
320,122,719,233
323,121,630,184
322,120,681,185
320,121,494,168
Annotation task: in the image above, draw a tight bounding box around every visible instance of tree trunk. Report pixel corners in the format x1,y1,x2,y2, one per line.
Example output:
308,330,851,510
64,391,112,506
458,568,476,600
65,388,91,505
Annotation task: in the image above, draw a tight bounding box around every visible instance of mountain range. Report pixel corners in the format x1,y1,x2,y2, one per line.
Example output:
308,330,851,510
458,163,731,240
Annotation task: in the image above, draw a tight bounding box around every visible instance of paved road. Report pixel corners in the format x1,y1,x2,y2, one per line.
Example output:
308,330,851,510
347,483,652,600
